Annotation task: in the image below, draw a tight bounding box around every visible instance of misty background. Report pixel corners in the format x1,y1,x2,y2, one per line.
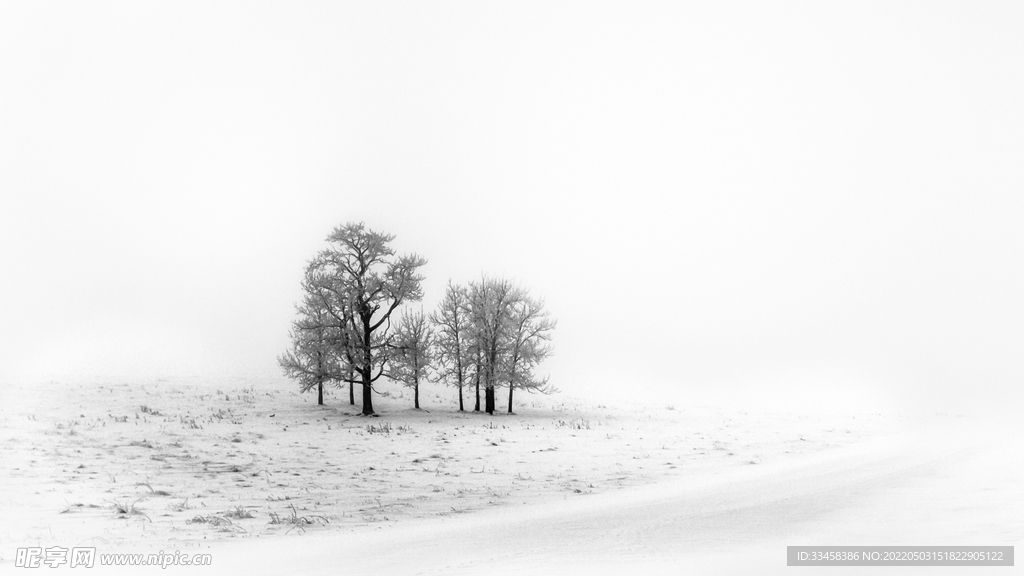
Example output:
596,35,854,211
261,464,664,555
1,2,1021,415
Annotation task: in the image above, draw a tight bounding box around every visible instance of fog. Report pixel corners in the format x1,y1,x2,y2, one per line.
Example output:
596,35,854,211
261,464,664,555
2,2,1021,416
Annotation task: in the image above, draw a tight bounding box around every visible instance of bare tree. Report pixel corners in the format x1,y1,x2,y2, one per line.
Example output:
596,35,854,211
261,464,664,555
431,282,471,411
504,295,556,413
278,274,340,405
302,265,359,405
306,222,426,416
390,308,434,409
468,277,524,415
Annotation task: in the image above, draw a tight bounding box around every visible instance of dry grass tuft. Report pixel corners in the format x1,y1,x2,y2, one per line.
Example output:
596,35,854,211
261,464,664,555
365,422,392,435
109,498,150,521
269,503,328,530
225,506,256,519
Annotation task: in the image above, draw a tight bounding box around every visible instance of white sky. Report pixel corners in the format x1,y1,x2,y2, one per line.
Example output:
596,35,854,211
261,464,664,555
1,2,1021,414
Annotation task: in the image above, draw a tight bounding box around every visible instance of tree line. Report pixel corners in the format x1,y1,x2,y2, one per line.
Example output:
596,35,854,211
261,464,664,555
278,222,555,416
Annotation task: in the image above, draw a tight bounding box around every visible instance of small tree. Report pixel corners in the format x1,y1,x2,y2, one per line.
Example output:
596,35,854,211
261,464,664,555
278,276,340,405
431,282,471,411
390,308,434,409
302,265,359,406
504,295,556,413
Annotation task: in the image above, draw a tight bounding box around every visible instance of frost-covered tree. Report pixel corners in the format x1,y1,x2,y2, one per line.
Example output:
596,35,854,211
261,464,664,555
504,295,556,413
301,265,359,405
278,272,341,405
431,282,472,411
467,277,524,415
389,308,434,409
309,222,426,416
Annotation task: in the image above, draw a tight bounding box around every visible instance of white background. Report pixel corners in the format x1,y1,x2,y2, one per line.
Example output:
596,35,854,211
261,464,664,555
2,1,1021,414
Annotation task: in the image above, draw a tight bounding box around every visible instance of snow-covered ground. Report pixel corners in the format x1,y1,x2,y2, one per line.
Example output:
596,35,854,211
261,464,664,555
215,419,1022,576
1,377,1020,574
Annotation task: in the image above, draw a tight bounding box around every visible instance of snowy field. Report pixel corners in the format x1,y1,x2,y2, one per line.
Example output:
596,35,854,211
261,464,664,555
3,1,1022,574
1,378,1019,575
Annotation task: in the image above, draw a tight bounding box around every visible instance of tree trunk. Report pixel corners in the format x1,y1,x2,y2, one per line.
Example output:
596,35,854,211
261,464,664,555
361,315,375,416
456,359,464,412
474,374,481,412
485,343,498,415
361,380,374,415
348,362,356,403
485,386,495,415
414,381,420,409
316,355,324,405
506,360,517,414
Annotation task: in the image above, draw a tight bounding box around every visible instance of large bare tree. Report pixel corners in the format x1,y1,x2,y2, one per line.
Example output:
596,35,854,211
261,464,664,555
306,222,426,416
